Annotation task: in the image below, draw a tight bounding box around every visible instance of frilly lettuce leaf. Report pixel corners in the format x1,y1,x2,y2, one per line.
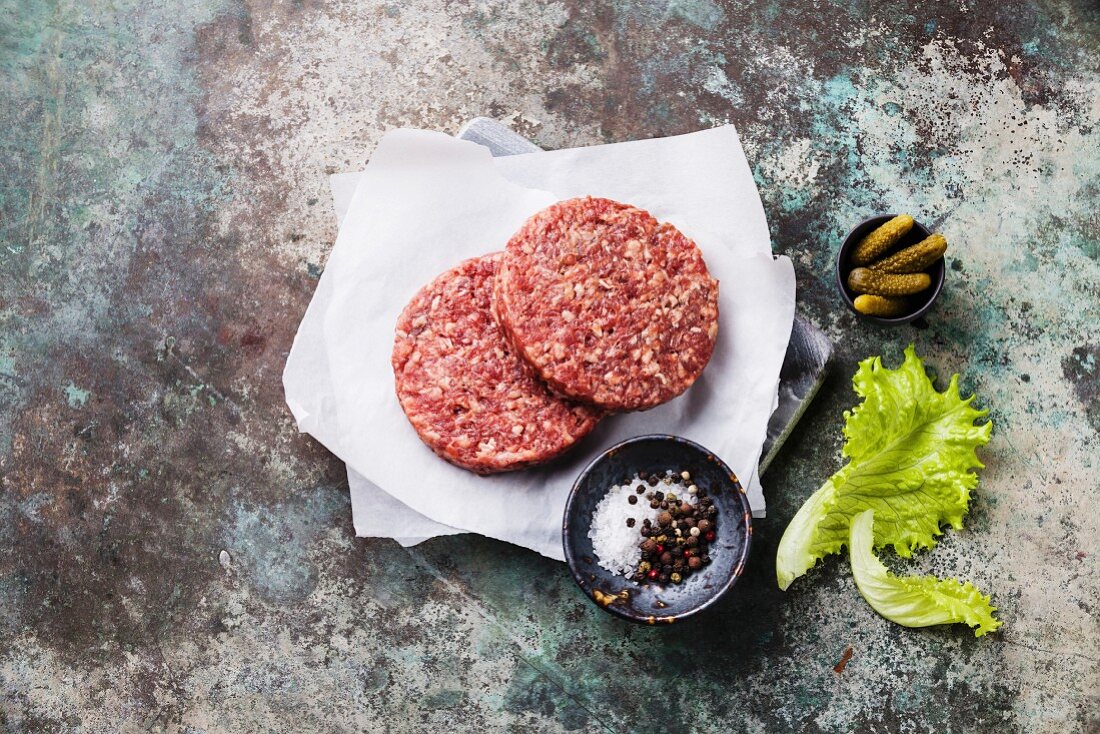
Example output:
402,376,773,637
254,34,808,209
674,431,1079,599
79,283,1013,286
849,509,1001,636
776,345,991,590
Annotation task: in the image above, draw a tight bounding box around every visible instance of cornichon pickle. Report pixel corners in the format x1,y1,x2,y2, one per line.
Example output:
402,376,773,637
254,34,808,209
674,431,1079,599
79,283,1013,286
847,267,930,296
870,233,947,273
850,214,914,265
853,294,910,317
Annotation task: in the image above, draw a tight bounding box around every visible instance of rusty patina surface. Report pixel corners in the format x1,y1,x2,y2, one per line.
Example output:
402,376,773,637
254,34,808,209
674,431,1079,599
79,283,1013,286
1,1,1097,731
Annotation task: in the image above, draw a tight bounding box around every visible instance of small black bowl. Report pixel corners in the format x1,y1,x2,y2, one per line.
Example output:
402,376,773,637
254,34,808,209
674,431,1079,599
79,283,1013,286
836,214,946,325
562,435,752,624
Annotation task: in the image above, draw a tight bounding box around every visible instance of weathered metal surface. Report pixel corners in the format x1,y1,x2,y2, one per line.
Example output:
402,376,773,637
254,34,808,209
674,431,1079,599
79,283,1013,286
1,1,1097,732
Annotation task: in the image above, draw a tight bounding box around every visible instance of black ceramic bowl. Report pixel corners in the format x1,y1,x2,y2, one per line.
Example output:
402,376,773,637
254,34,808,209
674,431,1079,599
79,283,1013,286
835,214,946,325
562,435,752,624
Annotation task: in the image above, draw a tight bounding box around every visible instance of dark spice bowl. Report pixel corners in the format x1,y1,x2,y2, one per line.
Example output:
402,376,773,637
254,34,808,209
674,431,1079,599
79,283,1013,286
562,435,752,624
835,214,946,325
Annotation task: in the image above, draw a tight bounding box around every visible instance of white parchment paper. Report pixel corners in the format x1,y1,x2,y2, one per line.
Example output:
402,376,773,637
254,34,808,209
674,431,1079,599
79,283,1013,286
284,126,795,560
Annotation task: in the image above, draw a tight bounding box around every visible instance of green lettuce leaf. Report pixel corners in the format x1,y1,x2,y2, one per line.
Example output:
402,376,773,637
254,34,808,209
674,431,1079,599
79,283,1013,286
849,509,1001,636
776,345,991,590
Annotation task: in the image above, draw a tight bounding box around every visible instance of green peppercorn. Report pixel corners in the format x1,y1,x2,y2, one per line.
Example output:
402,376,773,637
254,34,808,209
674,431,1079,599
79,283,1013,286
670,572,682,584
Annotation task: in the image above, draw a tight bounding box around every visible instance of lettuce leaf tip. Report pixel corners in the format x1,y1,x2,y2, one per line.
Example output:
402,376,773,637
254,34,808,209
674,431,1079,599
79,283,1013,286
849,509,1001,636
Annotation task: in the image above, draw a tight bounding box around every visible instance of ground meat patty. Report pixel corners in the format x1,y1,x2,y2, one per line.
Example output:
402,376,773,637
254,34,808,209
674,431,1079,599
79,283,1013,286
392,254,601,474
494,196,719,411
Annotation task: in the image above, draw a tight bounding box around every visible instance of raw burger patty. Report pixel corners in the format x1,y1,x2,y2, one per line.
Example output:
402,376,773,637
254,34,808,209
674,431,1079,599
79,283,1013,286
392,253,601,474
494,196,719,411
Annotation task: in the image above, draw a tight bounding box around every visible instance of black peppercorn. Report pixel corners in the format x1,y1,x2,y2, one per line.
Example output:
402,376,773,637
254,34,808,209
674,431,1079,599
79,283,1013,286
626,473,724,586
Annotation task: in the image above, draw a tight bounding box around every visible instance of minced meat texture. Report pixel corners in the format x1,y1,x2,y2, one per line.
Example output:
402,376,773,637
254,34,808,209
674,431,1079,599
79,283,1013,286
392,253,601,473
493,197,719,411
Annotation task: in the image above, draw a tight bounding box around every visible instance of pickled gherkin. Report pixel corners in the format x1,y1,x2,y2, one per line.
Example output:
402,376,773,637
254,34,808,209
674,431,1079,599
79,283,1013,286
847,267,930,296
853,294,910,317
851,214,914,265
870,234,947,274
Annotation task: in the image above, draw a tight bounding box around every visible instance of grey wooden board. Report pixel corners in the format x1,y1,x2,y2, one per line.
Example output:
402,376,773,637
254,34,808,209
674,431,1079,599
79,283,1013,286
456,117,832,475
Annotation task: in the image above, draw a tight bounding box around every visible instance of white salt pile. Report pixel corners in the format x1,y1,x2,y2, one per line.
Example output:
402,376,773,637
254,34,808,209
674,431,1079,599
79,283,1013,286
588,474,697,576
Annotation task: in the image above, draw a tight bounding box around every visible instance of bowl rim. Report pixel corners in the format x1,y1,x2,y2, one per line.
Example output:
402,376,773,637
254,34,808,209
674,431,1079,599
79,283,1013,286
562,433,754,624
835,213,946,325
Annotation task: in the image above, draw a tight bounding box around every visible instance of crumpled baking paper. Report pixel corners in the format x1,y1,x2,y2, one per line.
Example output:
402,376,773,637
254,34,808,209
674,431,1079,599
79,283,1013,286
284,126,795,560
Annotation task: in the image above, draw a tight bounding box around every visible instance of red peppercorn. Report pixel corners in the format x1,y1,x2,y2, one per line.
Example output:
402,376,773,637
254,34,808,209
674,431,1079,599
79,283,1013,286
647,569,659,579
655,544,665,554
704,530,716,542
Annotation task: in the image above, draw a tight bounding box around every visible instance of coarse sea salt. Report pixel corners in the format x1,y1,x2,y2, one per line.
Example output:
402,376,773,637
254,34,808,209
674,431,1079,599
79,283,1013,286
589,474,697,577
